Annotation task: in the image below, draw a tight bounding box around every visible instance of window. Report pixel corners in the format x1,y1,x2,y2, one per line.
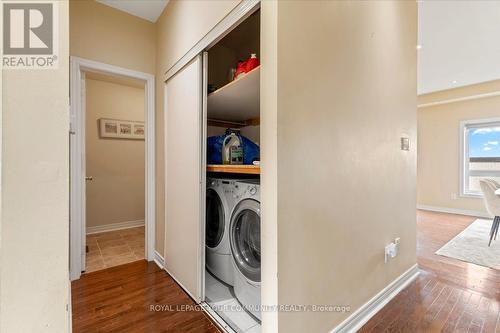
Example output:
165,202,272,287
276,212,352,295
461,118,500,196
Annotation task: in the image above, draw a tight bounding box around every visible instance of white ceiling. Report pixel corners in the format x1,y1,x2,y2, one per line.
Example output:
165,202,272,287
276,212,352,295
418,1,500,95
96,0,169,23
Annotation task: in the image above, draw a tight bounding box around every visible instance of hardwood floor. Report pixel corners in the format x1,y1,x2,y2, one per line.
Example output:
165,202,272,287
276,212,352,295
360,210,500,332
72,210,500,332
71,260,220,333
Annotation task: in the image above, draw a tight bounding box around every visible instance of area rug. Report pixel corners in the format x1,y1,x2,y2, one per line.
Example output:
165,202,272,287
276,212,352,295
436,218,500,270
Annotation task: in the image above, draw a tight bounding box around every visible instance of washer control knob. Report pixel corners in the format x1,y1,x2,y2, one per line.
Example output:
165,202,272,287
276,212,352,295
249,186,257,195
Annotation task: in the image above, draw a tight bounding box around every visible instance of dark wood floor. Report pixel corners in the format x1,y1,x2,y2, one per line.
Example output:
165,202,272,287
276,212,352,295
360,210,500,332
71,261,220,333
72,210,500,332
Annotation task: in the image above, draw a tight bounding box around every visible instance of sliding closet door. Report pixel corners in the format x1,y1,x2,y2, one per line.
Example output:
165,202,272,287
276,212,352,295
164,55,204,301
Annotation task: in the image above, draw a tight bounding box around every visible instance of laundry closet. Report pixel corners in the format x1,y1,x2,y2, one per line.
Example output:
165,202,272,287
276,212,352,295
164,8,262,333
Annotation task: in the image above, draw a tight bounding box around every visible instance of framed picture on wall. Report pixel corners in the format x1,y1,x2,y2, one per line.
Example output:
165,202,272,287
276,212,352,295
99,118,145,140
133,123,145,136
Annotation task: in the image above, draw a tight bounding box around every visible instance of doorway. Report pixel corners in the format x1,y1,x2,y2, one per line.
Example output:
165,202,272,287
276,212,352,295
69,57,155,280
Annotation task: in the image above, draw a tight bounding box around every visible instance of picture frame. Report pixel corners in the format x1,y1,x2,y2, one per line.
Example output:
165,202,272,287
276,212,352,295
99,118,145,140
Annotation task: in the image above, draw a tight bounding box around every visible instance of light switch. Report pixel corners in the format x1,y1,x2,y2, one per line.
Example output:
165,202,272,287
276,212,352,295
401,137,410,151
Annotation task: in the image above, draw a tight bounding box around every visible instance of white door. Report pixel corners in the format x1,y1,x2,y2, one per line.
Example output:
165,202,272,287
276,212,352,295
164,54,205,301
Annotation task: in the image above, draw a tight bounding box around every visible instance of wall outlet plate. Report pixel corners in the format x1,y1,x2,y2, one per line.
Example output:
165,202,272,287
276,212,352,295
385,238,400,263
401,137,410,151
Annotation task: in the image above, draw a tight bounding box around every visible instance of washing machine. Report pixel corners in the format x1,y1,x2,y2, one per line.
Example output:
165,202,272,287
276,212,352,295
230,179,261,320
205,178,240,285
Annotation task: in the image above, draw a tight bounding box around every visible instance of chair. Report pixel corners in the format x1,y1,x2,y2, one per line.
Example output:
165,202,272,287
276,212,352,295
486,178,500,188
479,179,500,246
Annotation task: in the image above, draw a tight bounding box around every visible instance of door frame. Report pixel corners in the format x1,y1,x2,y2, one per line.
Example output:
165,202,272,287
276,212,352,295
70,56,156,281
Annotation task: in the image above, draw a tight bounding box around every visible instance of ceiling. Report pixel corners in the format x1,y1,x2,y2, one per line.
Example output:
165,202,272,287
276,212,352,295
96,0,169,23
418,1,500,95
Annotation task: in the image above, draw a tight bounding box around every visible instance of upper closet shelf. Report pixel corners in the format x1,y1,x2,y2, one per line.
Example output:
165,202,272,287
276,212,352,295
207,66,260,123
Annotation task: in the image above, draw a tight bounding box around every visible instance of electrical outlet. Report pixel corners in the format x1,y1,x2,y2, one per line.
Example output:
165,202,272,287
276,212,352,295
385,244,396,263
385,238,401,263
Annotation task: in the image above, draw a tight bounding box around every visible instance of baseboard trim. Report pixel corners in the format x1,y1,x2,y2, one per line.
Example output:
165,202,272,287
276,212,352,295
331,264,419,333
86,219,145,234
417,205,490,218
153,250,164,269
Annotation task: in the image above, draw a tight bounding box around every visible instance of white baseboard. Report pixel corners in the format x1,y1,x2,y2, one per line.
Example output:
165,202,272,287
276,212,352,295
331,264,419,333
417,205,490,218
86,219,145,234
153,250,164,269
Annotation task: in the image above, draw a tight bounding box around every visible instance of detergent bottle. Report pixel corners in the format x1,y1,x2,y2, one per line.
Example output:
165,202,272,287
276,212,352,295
246,53,259,72
222,132,243,165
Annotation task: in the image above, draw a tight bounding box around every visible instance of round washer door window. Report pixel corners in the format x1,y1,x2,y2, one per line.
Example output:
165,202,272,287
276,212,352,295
230,199,261,282
206,189,225,248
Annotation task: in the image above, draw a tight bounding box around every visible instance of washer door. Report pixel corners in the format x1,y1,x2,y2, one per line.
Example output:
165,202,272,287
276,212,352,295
230,199,261,283
206,188,225,248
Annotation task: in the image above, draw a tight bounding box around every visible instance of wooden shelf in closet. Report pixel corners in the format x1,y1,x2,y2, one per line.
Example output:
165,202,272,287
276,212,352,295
207,164,260,175
207,66,260,122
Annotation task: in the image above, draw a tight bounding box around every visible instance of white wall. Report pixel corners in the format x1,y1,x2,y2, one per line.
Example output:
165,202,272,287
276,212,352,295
1,2,70,332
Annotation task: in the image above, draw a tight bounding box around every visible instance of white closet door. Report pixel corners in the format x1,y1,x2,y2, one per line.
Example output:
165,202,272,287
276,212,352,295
164,55,204,301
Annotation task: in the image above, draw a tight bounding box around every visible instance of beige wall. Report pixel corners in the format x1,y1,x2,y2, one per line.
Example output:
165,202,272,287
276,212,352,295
275,1,417,331
417,81,500,215
155,0,241,255
1,2,70,332
70,0,156,74
85,78,145,229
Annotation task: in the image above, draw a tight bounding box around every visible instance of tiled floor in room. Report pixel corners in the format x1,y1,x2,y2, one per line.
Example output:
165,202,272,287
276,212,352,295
85,226,145,273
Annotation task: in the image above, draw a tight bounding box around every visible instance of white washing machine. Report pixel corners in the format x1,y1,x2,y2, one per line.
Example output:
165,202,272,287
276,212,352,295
230,179,261,320
205,178,239,285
